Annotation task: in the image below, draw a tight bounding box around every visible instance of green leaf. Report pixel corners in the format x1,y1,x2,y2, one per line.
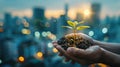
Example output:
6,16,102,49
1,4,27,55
67,21,75,27
74,21,78,25
79,21,85,24
76,26,90,30
62,26,73,29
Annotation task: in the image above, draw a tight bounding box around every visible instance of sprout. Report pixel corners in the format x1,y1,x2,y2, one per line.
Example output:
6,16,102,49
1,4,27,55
62,21,90,33
62,20,90,46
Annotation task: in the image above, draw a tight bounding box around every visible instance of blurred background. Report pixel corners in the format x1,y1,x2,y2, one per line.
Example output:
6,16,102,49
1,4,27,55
0,0,120,67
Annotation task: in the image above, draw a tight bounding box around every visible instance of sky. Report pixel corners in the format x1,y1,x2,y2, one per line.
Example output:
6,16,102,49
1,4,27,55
0,0,120,19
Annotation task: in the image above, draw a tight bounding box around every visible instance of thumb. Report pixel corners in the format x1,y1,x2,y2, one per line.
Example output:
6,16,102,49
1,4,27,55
66,46,101,59
66,47,87,58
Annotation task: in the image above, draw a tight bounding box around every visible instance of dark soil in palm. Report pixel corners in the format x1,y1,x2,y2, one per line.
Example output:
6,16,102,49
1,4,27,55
57,33,94,50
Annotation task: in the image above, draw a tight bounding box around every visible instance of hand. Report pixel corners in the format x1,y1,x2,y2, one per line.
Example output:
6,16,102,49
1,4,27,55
53,41,104,65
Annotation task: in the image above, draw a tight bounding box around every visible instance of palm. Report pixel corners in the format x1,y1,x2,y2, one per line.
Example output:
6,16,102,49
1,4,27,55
53,41,103,65
66,46,103,63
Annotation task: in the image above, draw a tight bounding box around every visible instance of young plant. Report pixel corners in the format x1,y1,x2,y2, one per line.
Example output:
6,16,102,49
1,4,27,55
62,20,90,33
62,21,90,46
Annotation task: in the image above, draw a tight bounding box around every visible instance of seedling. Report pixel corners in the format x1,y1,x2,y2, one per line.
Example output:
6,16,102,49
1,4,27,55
62,21,90,33
62,21,90,46
58,20,93,50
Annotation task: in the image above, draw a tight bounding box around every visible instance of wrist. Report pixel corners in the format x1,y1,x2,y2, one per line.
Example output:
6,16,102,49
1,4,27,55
100,48,120,66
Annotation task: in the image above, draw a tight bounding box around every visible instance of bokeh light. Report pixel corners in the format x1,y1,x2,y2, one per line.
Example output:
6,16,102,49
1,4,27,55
36,52,43,58
22,29,31,35
102,27,108,34
52,48,58,53
42,32,47,37
88,31,94,36
83,9,91,18
0,59,2,64
18,56,25,62
35,31,40,38
48,42,53,48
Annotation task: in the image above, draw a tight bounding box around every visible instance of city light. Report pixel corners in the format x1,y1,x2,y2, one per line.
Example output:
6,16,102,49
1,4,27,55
88,31,94,36
98,63,107,67
83,9,91,18
46,31,51,35
102,27,108,34
0,28,3,32
35,31,40,38
42,32,47,37
0,59,2,64
22,19,29,27
36,52,43,58
0,22,3,26
24,22,29,27
48,42,53,48
47,34,56,40
18,56,25,62
68,9,76,19
52,48,58,53
22,29,31,35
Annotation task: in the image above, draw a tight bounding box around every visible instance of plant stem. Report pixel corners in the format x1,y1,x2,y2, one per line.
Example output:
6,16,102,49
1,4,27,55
73,29,76,47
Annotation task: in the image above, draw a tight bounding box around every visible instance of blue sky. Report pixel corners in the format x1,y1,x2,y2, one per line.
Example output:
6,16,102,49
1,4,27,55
0,0,120,19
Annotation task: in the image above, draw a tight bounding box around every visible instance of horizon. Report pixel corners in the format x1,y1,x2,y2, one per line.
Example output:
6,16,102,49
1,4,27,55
0,0,120,20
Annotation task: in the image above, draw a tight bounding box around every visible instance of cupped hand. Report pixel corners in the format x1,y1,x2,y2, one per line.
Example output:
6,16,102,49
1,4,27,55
52,41,104,65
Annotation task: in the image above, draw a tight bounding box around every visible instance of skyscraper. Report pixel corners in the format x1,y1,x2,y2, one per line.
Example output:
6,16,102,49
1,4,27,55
65,3,69,18
4,13,13,37
33,7,45,20
76,12,83,22
33,7,46,32
90,3,101,27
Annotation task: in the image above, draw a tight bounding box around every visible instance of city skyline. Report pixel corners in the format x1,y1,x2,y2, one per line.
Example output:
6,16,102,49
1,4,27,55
0,0,120,19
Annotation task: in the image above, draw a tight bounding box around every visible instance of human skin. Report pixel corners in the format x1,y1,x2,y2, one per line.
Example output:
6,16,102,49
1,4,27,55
94,40,120,54
53,40,120,67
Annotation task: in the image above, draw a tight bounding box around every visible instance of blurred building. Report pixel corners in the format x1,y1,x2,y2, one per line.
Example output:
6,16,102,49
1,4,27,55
76,12,83,22
33,7,46,32
87,3,102,40
33,7,45,20
3,13,13,37
48,17,57,35
90,3,101,27
65,3,69,18
117,16,120,42
57,15,68,39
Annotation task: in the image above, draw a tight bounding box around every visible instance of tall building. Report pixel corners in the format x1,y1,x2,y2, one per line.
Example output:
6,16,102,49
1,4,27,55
33,7,46,32
48,17,57,35
65,3,69,18
4,13,13,37
90,3,101,27
87,3,102,40
33,7,45,20
57,15,68,38
76,12,83,22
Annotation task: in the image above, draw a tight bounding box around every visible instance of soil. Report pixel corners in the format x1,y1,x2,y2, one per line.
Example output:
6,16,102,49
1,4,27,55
57,33,94,50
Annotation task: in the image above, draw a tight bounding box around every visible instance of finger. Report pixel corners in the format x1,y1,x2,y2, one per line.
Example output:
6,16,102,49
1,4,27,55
86,45,100,52
67,47,87,58
56,45,66,54
65,57,70,62
58,52,63,56
52,41,91,64
54,44,91,65
52,41,58,47
71,60,75,64
67,46,100,58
